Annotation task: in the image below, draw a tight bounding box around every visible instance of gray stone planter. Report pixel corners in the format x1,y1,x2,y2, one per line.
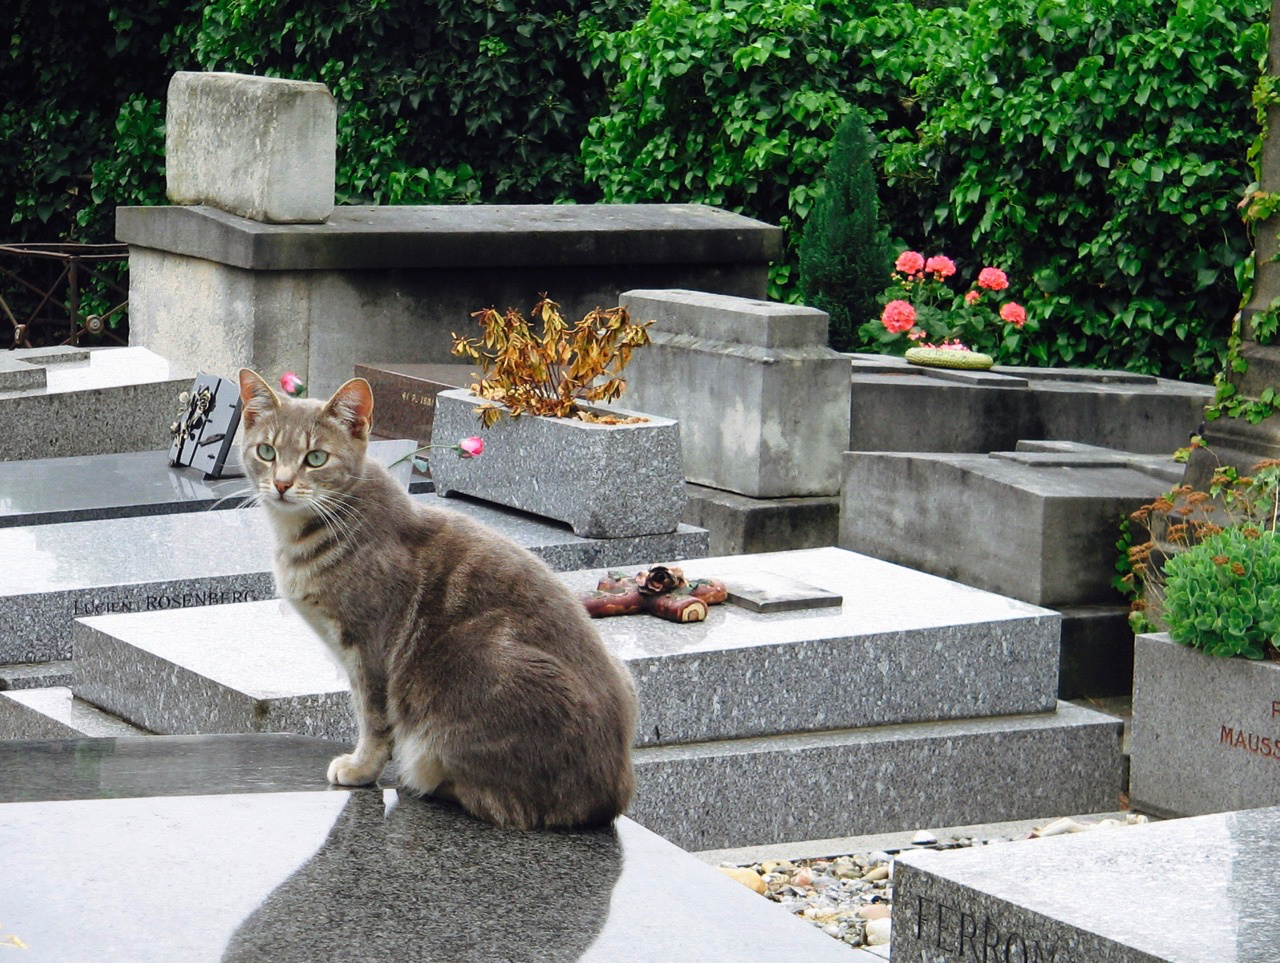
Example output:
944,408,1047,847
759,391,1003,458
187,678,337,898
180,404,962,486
1130,631,1280,817
430,389,686,538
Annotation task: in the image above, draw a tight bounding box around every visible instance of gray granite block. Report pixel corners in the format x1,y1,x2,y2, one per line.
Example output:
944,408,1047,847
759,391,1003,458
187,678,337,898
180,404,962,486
73,603,355,739
0,736,852,961
840,449,1174,607
0,438,418,528
0,493,707,664
630,701,1125,850
431,389,687,538
71,549,1060,745
1130,632,1280,818
0,346,191,461
620,289,851,498
0,687,148,739
892,805,1280,963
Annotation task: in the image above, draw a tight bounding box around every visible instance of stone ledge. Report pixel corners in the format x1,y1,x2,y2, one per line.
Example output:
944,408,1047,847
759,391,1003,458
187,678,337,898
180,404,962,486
117,203,783,271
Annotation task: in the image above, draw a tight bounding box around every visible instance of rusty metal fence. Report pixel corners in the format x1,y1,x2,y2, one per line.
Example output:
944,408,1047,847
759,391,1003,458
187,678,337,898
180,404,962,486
0,242,128,349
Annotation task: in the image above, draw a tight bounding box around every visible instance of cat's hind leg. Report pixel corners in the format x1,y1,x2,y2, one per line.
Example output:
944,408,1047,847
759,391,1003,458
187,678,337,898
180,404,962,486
393,729,458,799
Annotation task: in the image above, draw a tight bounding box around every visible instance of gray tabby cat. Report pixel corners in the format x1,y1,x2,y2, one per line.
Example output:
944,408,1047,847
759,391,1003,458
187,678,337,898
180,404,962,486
236,369,637,829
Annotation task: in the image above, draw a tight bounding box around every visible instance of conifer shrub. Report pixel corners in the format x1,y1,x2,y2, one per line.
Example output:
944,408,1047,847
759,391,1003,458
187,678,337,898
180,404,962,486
797,110,892,352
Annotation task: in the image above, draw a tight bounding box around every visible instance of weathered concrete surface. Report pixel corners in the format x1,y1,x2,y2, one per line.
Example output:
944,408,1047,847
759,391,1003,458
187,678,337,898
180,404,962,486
165,72,335,223
619,289,850,498
120,206,781,397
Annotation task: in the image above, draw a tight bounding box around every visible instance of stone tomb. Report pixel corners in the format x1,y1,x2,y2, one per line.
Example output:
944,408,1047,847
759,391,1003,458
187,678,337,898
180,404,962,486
121,203,781,398
892,805,1280,962
618,289,850,554
0,438,417,528
25,547,1125,850
0,345,189,461
0,493,707,666
1129,632,1280,818
0,734,852,961
841,440,1183,698
847,353,1212,456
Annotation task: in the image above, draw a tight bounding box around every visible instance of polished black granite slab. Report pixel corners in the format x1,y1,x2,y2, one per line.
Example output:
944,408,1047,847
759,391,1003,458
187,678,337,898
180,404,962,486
0,440,418,528
0,735,850,961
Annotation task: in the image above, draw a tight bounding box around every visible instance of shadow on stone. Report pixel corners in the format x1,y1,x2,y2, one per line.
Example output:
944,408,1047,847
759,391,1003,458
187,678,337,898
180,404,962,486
222,789,621,962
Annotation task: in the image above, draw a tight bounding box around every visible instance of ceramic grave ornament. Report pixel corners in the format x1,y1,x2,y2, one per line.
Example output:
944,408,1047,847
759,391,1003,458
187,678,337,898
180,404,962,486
168,373,243,478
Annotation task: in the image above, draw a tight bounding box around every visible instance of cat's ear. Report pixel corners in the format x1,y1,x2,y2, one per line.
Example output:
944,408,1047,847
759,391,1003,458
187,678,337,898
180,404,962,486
323,378,374,440
238,368,280,429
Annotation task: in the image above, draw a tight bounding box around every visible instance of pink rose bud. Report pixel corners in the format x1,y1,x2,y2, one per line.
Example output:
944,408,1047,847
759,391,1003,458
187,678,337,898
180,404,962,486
279,371,305,396
894,251,926,276
458,436,485,458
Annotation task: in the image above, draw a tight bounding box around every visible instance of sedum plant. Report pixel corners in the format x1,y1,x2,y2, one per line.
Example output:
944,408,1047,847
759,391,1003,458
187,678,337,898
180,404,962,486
451,296,653,427
1162,525,1280,660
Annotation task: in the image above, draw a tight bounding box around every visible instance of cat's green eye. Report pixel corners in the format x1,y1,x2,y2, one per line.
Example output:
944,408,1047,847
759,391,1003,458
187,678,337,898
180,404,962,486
305,449,329,468
256,443,276,462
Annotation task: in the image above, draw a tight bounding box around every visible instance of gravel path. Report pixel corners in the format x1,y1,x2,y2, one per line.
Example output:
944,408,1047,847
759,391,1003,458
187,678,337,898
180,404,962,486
713,813,1150,953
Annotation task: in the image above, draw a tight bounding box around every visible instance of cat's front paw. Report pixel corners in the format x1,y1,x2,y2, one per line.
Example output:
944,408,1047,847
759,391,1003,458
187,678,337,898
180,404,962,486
326,753,384,786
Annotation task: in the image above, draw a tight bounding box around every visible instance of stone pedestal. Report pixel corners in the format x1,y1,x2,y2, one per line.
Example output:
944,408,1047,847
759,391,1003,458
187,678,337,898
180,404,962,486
120,204,781,397
618,289,850,553
165,72,336,223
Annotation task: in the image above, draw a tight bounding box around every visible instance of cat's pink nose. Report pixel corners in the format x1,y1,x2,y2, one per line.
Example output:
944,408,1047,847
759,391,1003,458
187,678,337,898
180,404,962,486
274,480,291,495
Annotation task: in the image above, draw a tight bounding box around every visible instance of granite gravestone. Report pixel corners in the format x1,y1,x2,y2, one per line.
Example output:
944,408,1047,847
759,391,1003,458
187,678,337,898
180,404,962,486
33,547,1124,850
893,805,1280,963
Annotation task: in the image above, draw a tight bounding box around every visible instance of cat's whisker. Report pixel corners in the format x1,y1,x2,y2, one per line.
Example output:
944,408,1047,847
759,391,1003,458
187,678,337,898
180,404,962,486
206,485,257,512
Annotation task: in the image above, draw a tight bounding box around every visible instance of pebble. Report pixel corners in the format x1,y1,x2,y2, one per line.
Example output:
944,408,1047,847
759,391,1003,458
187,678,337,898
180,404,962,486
865,917,892,945
718,865,766,894
911,829,938,846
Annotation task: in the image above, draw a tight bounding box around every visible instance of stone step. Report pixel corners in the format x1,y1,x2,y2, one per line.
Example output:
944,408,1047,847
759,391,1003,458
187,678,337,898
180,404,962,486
629,701,1124,851
70,549,1061,747
0,687,148,739
1,493,707,664
0,438,419,528
0,660,72,690
891,804,1278,963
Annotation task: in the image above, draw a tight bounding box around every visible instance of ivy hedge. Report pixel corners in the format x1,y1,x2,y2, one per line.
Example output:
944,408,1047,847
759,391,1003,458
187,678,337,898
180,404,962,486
1,0,1270,380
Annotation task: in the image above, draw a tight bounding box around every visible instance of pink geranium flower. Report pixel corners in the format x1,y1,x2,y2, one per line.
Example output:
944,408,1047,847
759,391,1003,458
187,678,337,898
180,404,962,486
881,300,917,334
977,267,1009,291
459,436,485,458
894,251,925,276
925,255,957,278
965,290,981,305
1000,302,1027,328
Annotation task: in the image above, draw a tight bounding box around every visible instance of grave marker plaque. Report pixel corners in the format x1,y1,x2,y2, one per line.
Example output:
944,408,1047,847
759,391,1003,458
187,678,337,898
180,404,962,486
167,373,242,478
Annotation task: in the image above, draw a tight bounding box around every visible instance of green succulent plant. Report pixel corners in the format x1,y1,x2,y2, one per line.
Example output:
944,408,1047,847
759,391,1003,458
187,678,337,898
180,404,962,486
1162,526,1280,660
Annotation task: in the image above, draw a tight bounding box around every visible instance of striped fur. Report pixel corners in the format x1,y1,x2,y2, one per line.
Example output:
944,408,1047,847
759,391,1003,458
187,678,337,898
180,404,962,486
237,369,637,829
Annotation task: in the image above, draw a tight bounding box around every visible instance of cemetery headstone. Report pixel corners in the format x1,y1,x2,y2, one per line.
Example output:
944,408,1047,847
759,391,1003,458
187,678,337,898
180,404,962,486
167,372,242,477
165,71,336,223
48,547,1123,849
618,289,848,553
893,805,1280,962
0,346,190,461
